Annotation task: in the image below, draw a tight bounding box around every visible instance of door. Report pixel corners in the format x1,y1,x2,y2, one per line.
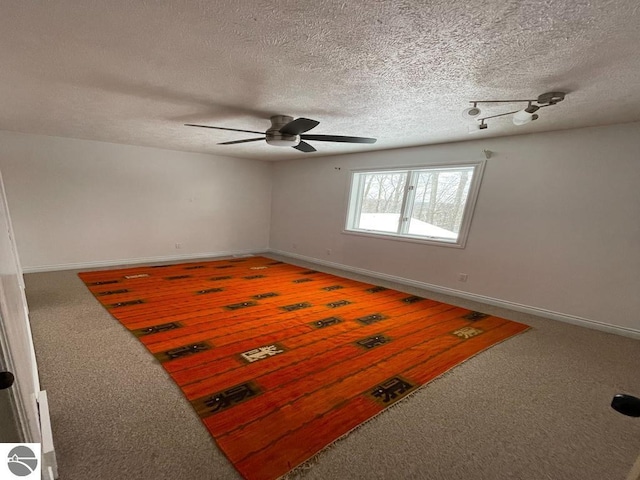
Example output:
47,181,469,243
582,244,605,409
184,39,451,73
0,337,22,442
0,168,42,442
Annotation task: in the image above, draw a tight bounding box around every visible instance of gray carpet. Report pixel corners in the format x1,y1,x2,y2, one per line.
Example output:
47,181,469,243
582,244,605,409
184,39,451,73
25,253,640,480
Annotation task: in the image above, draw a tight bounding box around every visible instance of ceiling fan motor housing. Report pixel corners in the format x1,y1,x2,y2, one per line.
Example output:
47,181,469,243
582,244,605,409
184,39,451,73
266,115,300,146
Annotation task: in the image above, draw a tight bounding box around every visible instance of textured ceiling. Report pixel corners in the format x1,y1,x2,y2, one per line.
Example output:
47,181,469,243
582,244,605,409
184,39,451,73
1,0,639,160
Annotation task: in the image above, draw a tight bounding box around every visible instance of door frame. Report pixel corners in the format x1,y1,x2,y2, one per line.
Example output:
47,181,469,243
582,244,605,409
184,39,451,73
0,169,41,442
0,168,58,478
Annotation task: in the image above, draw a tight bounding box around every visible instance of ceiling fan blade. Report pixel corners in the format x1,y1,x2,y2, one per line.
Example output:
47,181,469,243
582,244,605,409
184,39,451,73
218,137,265,145
185,124,264,135
293,141,317,153
301,134,377,144
280,118,320,135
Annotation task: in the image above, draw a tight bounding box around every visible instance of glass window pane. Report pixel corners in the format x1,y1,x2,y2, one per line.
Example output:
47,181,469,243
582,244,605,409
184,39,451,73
407,167,474,240
355,172,407,233
345,162,483,248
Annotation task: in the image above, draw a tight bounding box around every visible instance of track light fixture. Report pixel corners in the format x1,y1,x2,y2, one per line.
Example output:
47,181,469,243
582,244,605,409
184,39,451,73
512,104,540,125
466,92,565,132
462,104,482,119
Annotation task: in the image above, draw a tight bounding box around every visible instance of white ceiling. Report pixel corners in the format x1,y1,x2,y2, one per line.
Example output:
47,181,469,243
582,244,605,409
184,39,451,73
1,0,639,161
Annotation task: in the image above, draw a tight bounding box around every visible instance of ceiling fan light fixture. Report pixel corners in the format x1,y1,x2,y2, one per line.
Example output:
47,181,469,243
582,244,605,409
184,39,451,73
265,133,300,147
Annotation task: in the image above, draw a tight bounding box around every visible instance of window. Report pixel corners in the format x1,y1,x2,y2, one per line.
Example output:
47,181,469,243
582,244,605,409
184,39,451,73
345,162,485,247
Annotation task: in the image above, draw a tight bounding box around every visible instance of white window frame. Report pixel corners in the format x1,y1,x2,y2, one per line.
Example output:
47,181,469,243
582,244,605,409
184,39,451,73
343,161,485,248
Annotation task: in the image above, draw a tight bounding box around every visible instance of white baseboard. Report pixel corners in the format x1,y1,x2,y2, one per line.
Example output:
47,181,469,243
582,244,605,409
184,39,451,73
268,249,640,340
22,248,266,273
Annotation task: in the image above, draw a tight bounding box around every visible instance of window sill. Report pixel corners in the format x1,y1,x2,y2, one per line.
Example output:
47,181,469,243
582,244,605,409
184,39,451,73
342,229,466,248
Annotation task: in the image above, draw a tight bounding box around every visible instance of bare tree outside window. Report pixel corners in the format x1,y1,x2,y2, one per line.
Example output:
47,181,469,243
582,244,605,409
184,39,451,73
347,163,484,247
361,173,406,212
354,172,407,233
409,168,472,234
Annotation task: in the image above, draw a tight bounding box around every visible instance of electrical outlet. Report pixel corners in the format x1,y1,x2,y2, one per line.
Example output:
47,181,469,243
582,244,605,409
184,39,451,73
326,249,331,255
458,273,468,282
175,243,182,249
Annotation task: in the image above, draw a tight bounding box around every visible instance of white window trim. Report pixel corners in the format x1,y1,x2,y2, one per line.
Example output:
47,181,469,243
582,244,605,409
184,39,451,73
342,160,486,249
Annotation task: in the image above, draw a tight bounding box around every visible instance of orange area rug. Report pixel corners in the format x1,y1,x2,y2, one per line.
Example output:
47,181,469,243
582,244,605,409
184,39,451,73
79,256,529,480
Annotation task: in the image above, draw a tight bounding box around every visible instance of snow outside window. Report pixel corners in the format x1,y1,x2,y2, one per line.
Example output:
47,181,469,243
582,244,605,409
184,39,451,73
345,162,485,248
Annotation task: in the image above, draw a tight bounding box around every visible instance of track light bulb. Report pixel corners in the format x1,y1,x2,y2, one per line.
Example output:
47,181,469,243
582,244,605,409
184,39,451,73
462,106,481,120
512,105,540,125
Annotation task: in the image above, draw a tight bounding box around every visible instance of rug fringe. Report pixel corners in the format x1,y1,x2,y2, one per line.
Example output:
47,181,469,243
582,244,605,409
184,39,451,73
278,326,531,480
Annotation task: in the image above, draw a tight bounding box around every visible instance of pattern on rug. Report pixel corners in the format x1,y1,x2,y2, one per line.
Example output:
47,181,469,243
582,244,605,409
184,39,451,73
79,256,529,480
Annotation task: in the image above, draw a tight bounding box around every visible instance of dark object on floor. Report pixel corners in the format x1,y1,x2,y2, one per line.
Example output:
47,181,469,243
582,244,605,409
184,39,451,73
0,371,15,389
611,394,640,417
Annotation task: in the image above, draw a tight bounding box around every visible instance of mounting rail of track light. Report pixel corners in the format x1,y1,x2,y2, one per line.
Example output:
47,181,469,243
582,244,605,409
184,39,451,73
464,92,566,132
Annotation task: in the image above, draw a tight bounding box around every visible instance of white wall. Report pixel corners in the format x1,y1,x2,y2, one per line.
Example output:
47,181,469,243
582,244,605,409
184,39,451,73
270,122,640,334
0,131,272,270
2,125,638,335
